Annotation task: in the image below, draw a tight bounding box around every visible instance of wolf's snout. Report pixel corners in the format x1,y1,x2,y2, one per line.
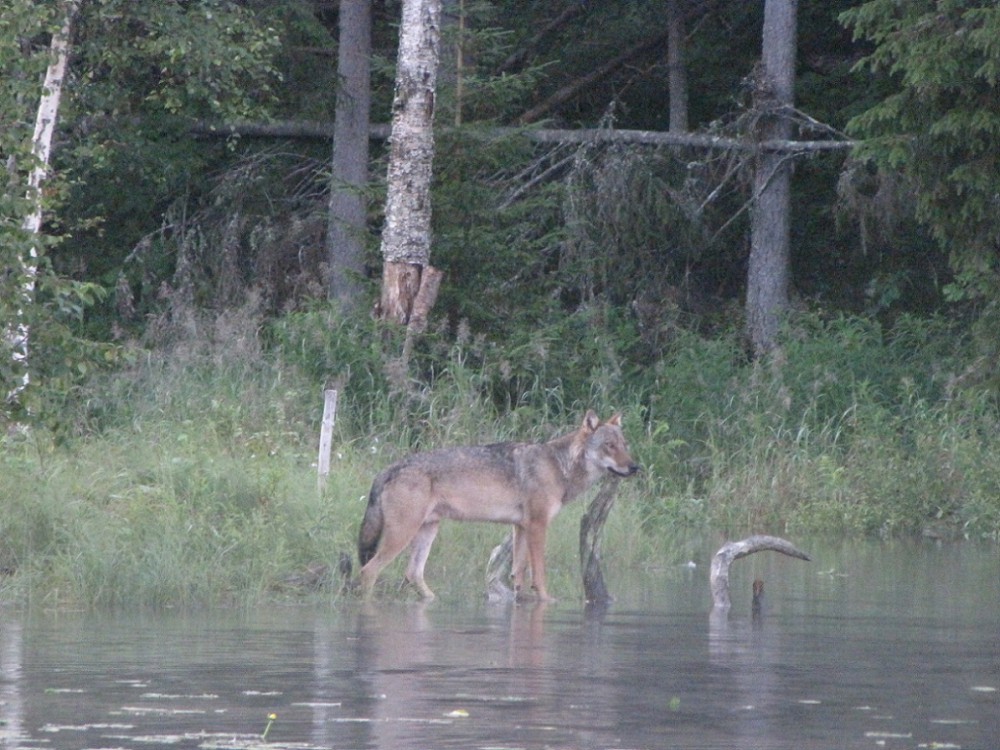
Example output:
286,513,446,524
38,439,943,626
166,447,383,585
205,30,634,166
610,462,640,477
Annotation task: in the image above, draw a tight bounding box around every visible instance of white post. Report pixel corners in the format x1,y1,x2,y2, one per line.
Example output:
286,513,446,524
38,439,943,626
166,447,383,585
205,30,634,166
317,389,338,491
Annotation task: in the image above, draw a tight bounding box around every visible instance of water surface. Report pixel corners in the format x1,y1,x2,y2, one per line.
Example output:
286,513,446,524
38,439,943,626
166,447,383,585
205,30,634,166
1,538,997,749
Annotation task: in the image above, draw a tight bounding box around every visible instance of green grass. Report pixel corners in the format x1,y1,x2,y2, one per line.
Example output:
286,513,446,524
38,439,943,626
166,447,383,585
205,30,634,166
2,309,998,609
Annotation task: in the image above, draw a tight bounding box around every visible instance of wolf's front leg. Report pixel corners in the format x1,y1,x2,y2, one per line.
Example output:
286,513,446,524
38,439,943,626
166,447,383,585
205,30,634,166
527,522,556,602
511,525,531,599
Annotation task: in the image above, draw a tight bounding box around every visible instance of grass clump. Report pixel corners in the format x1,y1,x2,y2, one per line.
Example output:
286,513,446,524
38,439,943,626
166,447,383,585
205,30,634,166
2,306,998,609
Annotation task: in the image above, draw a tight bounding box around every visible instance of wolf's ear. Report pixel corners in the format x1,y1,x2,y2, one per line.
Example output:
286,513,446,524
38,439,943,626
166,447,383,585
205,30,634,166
606,412,622,427
583,409,600,431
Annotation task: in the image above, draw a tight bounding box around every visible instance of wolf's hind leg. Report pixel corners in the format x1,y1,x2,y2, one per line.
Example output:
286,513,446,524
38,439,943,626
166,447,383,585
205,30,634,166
358,518,418,598
405,521,440,599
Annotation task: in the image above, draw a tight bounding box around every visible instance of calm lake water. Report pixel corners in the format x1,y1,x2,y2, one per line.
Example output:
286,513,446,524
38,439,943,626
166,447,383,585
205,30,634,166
1,538,997,750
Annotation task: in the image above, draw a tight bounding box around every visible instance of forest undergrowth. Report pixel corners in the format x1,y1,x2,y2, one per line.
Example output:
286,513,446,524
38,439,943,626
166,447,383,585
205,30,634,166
2,305,998,610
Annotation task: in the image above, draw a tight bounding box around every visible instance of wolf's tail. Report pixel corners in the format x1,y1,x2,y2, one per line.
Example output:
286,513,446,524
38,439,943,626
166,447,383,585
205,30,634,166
357,479,384,566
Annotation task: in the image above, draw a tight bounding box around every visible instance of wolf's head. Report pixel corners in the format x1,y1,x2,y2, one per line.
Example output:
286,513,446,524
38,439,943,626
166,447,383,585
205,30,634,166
581,410,640,479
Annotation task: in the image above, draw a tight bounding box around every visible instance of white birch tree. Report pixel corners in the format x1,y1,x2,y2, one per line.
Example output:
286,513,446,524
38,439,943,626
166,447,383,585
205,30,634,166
6,0,79,407
377,0,443,328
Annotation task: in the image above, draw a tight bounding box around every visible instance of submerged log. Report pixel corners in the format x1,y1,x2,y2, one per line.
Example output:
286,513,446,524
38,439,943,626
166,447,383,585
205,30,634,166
710,535,810,611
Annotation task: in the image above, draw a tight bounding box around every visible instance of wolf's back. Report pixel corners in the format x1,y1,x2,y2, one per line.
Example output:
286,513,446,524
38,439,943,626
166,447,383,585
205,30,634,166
357,476,385,566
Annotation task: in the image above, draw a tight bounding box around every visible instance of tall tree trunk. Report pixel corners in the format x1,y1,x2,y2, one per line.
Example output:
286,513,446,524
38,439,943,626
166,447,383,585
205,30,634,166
7,0,78,407
326,0,372,309
666,0,688,133
378,0,442,326
746,0,797,358
454,0,465,126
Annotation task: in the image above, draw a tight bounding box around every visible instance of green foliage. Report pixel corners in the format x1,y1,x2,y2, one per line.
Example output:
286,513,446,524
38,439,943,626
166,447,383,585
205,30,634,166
642,312,998,538
2,273,120,433
1,0,285,426
842,2,1000,307
73,0,281,121
54,0,285,306
3,309,1000,608
266,305,396,432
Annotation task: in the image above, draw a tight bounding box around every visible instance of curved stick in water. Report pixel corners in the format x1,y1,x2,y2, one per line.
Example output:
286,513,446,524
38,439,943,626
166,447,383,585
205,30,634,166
710,535,810,611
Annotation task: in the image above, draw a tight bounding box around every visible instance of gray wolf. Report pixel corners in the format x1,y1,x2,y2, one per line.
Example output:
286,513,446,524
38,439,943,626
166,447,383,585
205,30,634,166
356,410,639,601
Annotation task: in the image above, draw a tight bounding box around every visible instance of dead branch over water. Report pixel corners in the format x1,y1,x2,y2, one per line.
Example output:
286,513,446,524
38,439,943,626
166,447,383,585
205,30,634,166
710,535,810,611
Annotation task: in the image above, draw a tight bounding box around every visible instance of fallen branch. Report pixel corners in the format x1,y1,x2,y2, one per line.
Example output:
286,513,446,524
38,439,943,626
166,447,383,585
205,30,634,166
189,119,855,154
709,535,810,611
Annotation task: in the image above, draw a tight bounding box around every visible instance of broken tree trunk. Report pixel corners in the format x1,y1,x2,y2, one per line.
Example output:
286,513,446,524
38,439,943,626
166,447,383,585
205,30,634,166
497,3,584,75
189,119,852,154
579,477,621,604
709,535,810,611
378,0,442,326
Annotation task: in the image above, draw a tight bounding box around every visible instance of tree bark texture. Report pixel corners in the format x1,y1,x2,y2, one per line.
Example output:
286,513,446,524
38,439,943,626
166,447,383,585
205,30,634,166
578,477,620,604
378,0,442,325
666,0,688,133
746,0,797,358
327,0,372,308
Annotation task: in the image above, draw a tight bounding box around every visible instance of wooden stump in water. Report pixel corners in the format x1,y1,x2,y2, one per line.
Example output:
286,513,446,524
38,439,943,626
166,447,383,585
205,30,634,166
579,477,621,604
752,578,765,620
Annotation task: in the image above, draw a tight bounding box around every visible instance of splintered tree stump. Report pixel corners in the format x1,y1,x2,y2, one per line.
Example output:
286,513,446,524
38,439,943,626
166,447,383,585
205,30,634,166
379,262,443,390
579,477,621,604
709,535,810,611
379,261,423,325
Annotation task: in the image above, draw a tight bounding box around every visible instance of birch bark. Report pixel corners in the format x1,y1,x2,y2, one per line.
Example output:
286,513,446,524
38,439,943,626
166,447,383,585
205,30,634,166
7,1,79,405
378,0,442,326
